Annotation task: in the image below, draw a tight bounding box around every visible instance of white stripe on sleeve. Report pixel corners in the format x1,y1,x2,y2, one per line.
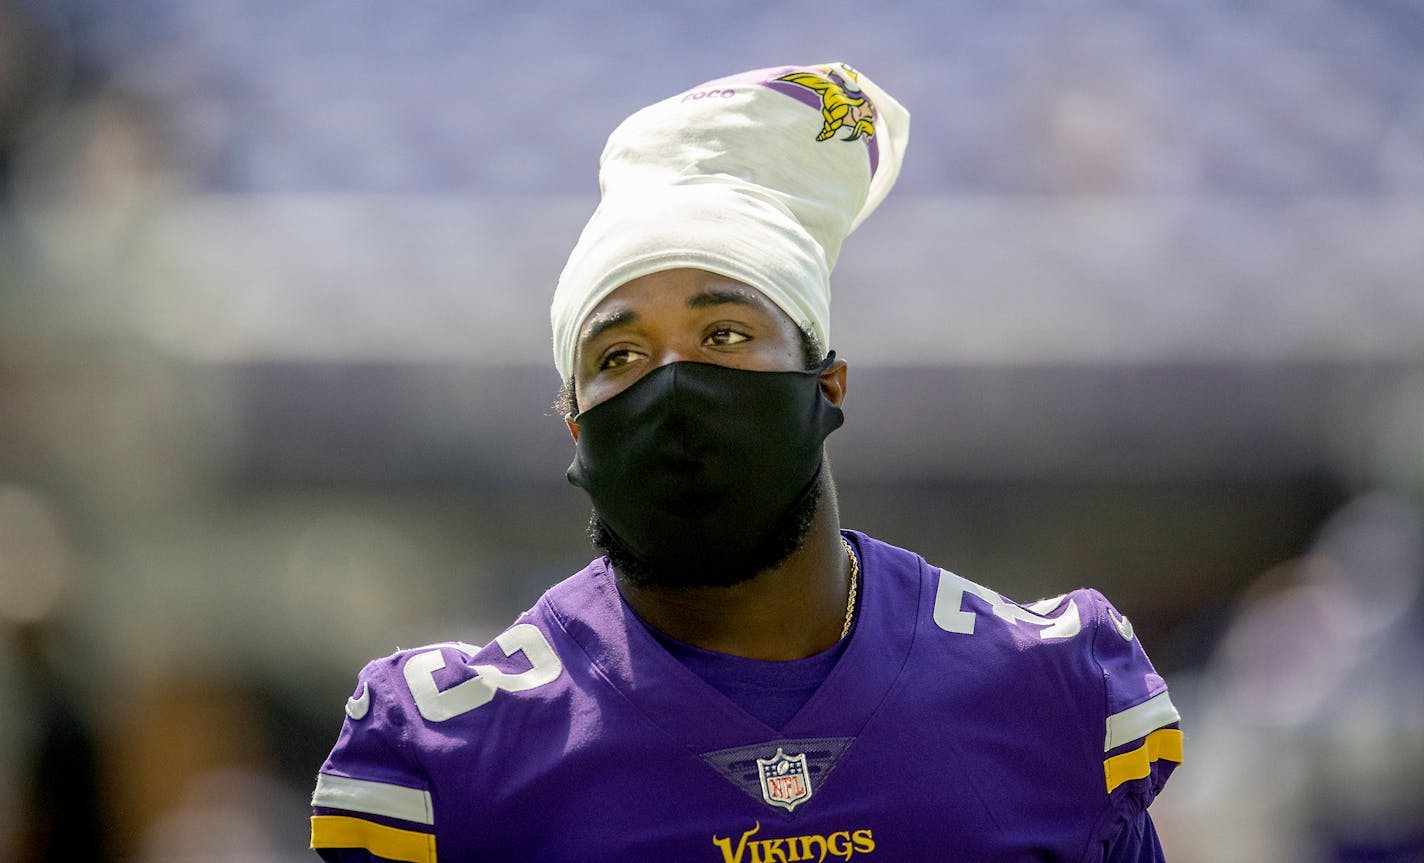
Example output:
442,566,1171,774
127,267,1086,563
311,773,435,825
1104,690,1180,752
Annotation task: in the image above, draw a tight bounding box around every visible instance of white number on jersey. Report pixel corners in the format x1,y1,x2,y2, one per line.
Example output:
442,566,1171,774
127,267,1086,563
933,569,1082,640
403,623,563,722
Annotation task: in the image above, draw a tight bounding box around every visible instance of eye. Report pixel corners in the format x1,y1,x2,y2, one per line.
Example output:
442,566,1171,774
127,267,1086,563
598,347,645,370
704,328,750,347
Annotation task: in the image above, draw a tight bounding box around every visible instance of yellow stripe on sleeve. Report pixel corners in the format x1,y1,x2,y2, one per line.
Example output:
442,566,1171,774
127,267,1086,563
311,814,437,863
1103,728,1184,794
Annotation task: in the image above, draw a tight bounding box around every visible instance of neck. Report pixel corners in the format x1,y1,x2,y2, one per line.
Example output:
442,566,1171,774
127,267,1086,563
614,475,851,661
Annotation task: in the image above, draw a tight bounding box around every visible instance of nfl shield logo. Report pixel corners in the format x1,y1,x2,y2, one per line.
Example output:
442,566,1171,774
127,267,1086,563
756,747,813,812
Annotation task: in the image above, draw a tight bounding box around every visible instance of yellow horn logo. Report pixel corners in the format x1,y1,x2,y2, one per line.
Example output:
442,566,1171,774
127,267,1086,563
775,64,876,142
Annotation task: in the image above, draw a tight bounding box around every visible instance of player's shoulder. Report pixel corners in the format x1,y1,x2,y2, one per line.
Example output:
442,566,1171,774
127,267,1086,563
929,565,1170,695
333,561,610,747
312,595,580,858
917,559,1183,794
880,531,1182,723
1011,584,1177,729
360,616,569,729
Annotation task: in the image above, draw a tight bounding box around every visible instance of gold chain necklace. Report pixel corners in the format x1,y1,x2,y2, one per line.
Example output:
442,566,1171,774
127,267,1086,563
840,537,859,640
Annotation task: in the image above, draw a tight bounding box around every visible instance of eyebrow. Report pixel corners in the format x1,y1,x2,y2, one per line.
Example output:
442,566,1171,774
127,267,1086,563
579,287,766,346
685,287,764,310
580,309,638,346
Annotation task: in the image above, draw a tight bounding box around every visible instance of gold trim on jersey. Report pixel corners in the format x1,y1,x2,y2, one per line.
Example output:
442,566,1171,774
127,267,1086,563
311,814,437,863
1103,728,1183,793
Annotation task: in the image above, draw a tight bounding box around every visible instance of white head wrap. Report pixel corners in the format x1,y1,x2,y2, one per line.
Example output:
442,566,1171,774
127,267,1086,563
550,62,909,381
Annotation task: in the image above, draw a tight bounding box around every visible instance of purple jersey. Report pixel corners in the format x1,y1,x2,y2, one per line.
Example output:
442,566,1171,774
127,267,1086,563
311,532,1181,862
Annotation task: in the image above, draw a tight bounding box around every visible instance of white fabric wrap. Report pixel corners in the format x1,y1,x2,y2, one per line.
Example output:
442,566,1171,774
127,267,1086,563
551,62,909,380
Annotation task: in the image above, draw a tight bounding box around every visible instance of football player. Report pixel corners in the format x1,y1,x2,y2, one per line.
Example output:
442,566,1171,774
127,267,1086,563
310,62,1181,862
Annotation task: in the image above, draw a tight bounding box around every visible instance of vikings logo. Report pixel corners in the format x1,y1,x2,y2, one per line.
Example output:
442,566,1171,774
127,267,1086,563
774,64,877,142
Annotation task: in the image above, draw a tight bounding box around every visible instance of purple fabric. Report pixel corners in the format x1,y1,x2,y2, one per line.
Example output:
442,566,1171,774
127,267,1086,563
314,531,1178,862
1105,808,1167,863
645,614,851,731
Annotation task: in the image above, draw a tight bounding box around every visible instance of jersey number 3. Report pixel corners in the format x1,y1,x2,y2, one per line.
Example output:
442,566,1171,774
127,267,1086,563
403,624,564,722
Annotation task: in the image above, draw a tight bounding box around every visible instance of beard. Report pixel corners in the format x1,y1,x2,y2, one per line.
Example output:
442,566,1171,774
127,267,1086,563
589,476,825,590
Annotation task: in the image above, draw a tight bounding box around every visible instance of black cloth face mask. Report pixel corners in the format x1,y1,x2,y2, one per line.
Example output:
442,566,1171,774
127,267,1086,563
567,355,844,583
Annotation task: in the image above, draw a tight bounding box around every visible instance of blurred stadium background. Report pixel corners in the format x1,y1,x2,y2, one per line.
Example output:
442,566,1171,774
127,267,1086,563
1,1,1422,860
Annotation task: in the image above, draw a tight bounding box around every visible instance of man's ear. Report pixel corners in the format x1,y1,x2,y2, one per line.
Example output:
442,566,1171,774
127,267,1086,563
565,414,580,443
819,355,848,407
